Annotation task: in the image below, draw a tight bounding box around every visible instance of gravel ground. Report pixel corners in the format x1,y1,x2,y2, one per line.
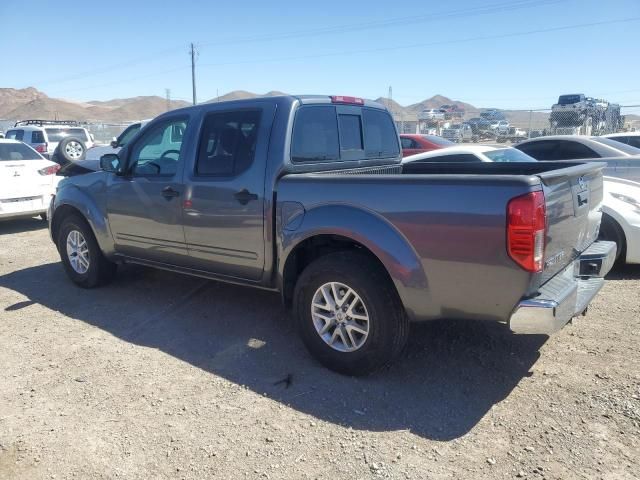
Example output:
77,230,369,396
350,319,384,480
1,218,639,480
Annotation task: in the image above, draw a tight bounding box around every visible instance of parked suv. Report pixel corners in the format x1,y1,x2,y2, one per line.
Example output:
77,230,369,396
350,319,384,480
5,120,94,163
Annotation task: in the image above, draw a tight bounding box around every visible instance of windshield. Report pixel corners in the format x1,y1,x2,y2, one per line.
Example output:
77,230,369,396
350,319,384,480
45,128,89,143
558,94,583,105
117,123,142,147
592,137,640,155
0,142,42,161
421,135,454,146
483,148,537,162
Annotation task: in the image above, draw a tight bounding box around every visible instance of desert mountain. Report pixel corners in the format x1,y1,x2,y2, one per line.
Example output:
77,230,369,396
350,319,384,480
0,88,189,123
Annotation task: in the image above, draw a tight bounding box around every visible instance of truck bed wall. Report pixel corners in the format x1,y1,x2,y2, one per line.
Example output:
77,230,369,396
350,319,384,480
277,173,539,323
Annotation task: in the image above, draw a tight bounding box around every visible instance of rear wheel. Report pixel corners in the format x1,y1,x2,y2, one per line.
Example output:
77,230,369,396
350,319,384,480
293,252,409,376
57,215,116,288
598,214,626,264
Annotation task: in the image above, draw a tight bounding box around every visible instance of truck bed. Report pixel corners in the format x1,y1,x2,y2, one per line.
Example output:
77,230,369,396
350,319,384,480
278,161,605,323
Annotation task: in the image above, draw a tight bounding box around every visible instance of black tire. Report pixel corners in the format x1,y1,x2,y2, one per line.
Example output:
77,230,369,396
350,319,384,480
598,214,626,264
55,137,86,163
56,214,116,288
40,212,47,221
293,251,409,376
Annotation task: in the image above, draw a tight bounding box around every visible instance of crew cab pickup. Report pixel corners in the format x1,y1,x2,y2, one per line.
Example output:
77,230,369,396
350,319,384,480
49,95,616,375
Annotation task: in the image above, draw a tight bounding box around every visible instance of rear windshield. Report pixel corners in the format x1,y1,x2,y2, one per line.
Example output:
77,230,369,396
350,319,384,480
421,135,453,146
45,128,89,142
291,105,399,163
0,142,42,161
483,148,537,162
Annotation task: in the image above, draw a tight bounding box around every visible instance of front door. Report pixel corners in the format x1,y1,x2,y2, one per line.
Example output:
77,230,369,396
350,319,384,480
107,115,191,266
182,105,274,281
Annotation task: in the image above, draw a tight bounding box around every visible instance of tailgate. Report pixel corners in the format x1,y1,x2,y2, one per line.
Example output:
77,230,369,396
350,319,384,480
535,162,605,287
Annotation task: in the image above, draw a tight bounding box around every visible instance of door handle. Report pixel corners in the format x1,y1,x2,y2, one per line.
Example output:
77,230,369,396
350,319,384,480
161,186,180,199
234,189,258,205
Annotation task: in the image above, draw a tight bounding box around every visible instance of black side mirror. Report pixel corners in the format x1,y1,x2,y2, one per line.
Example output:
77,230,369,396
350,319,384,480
110,139,118,148
100,153,120,173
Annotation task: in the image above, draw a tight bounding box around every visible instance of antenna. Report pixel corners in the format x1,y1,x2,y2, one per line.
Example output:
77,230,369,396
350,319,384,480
190,43,198,105
165,88,171,111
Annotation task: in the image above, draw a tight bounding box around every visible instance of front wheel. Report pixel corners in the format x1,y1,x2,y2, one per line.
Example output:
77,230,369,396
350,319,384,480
57,215,117,288
293,252,409,375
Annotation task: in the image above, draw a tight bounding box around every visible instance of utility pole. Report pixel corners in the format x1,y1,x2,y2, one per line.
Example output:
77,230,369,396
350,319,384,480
190,42,197,105
165,88,171,111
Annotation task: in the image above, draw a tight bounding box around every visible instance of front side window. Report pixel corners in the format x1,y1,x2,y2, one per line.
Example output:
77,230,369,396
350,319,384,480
129,117,188,176
195,110,261,176
484,148,536,162
291,106,339,162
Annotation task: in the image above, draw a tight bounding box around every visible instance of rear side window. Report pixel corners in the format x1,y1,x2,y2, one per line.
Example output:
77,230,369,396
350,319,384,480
6,129,24,141
31,131,46,143
363,109,400,157
0,142,41,160
291,106,339,162
195,109,261,176
517,141,558,160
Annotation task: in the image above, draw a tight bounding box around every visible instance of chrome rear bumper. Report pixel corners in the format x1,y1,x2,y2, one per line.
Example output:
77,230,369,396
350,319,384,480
509,241,616,334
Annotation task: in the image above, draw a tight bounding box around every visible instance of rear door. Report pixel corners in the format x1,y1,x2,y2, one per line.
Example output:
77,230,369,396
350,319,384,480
182,103,275,281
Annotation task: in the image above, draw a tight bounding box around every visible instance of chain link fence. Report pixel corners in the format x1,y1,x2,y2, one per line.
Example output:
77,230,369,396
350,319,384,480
391,104,640,143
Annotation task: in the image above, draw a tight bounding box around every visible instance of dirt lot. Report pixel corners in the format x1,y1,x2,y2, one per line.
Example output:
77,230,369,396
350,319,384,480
1,218,639,480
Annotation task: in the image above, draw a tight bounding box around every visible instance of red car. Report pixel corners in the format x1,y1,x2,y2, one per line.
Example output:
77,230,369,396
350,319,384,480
400,134,454,157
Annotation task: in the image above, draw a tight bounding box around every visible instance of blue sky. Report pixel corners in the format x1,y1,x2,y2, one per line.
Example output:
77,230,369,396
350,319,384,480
1,0,639,109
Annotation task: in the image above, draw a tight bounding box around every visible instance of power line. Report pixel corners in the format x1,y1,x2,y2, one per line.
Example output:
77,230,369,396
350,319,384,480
31,0,562,88
199,0,565,48
197,17,640,69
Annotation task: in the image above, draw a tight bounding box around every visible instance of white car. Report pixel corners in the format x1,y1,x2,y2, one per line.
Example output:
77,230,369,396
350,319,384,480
515,135,640,160
600,177,640,264
603,132,640,150
4,120,95,162
403,144,640,265
0,139,61,221
402,144,536,163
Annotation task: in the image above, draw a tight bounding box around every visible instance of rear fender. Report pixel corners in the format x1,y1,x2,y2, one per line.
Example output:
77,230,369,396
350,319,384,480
279,204,430,320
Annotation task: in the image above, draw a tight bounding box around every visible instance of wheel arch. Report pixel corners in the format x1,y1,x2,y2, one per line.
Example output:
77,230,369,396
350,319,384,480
278,205,429,320
51,196,114,256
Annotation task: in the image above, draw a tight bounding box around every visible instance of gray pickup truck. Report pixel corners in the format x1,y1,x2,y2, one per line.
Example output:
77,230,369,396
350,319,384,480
49,95,616,375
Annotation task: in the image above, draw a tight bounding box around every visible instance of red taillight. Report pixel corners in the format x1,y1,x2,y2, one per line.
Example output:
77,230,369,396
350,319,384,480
38,164,60,176
507,191,546,273
35,143,48,153
330,95,364,105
